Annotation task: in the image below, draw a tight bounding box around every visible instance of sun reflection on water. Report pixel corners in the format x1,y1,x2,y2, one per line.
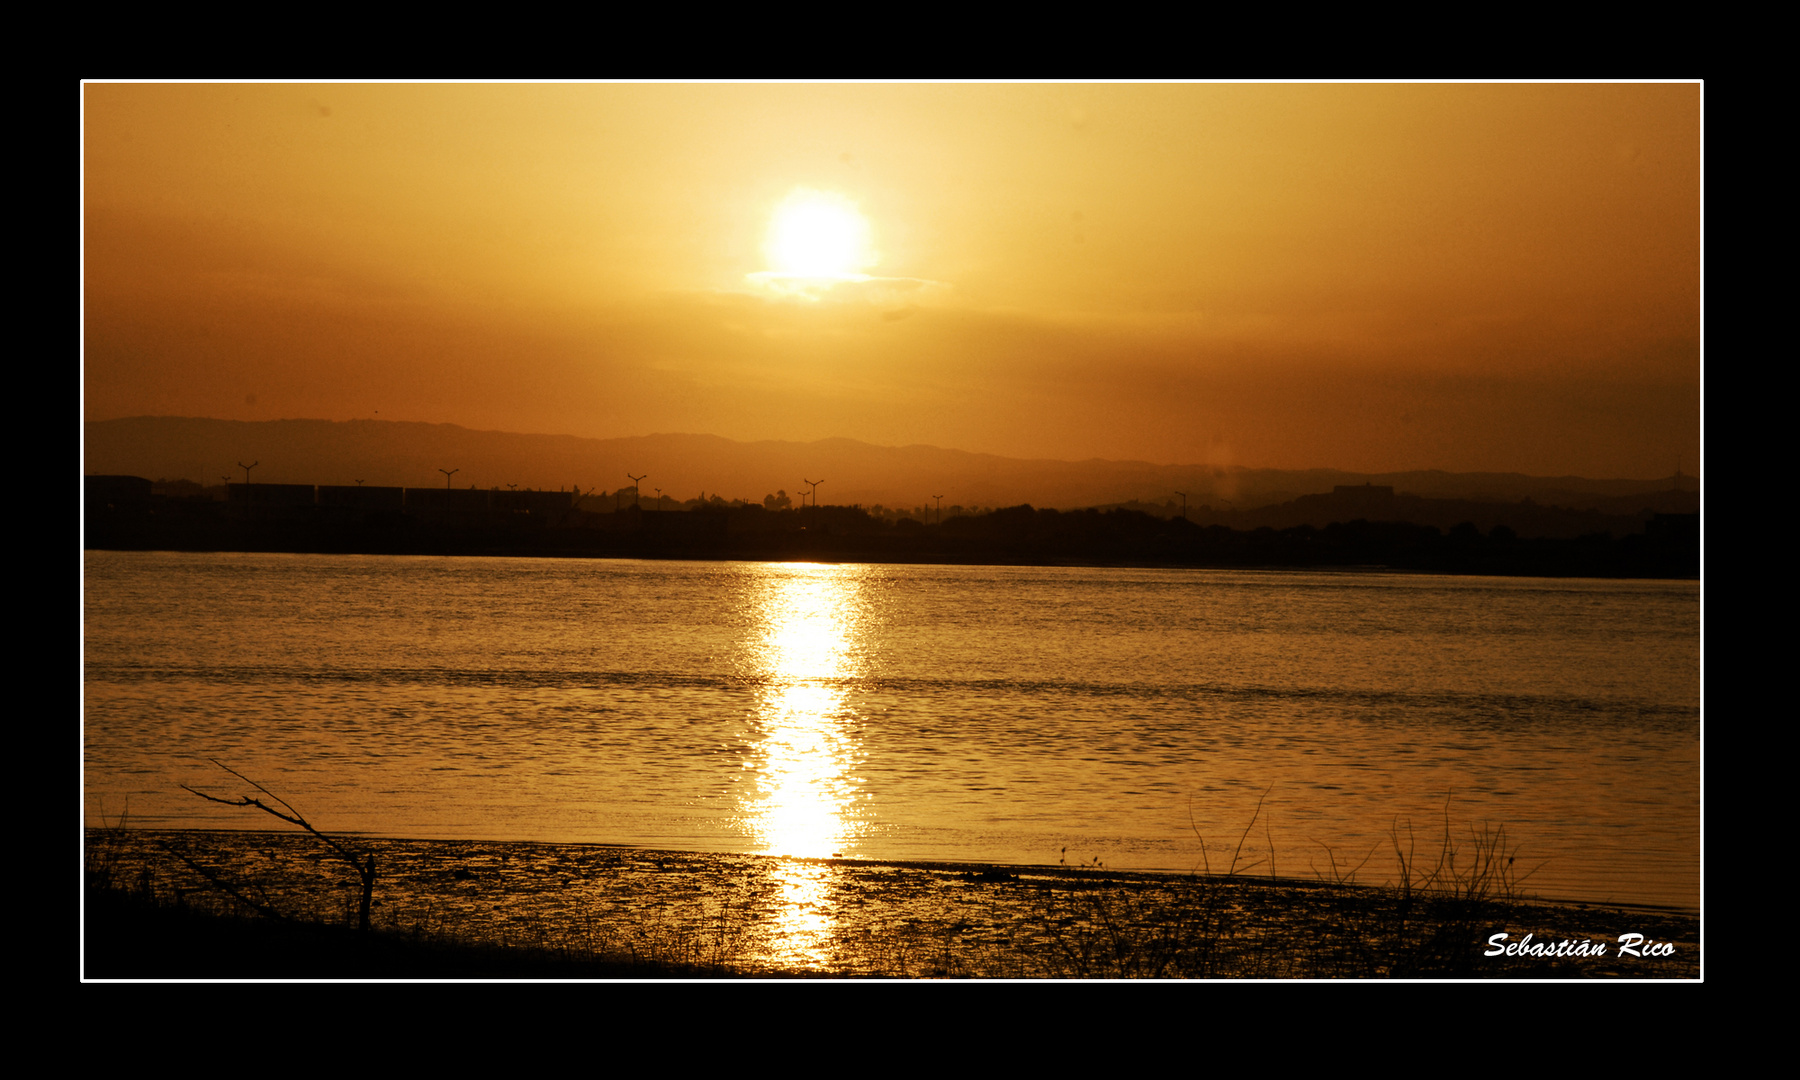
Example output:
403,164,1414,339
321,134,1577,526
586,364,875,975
742,563,870,860
766,860,839,970
738,563,873,968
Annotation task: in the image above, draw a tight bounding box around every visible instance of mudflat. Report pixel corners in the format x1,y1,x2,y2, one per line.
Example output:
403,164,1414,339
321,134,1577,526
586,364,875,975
84,830,1699,979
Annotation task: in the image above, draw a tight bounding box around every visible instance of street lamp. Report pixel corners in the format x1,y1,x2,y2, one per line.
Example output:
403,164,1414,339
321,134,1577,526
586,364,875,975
237,461,257,508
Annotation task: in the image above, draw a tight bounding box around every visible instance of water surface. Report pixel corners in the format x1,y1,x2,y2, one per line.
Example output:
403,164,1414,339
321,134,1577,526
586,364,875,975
83,552,1700,908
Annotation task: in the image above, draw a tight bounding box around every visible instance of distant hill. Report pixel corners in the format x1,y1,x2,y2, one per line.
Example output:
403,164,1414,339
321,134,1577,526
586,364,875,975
83,416,1698,513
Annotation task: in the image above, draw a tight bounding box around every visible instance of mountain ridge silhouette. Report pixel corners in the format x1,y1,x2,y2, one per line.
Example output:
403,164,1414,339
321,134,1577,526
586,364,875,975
84,416,1697,512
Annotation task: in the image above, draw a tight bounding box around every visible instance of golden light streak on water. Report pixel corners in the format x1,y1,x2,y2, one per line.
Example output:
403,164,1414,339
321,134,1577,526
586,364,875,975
739,563,872,967
766,860,838,970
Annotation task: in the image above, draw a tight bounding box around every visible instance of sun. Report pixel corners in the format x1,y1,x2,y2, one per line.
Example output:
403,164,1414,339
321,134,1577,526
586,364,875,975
763,189,874,279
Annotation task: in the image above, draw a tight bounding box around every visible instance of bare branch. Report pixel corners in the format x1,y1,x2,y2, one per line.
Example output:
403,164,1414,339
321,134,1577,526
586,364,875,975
180,786,307,829
181,759,379,931
185,759,364,876
212,759,307,824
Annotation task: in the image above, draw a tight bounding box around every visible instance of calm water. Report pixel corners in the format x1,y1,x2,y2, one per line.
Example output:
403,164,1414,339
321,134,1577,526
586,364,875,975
82,552,1700,909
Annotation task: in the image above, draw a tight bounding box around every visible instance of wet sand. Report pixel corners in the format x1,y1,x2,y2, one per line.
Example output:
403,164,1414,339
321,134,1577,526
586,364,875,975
85,829,1699,979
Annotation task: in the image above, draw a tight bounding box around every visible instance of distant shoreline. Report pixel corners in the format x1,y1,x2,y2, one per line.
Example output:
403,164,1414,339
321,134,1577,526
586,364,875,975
81,510,1699,580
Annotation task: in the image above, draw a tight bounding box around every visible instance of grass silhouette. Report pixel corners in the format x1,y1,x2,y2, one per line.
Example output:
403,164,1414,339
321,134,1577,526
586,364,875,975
83,792,1691,979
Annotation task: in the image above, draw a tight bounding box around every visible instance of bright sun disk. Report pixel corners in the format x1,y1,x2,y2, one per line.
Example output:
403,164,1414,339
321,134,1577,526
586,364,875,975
765,189,873,278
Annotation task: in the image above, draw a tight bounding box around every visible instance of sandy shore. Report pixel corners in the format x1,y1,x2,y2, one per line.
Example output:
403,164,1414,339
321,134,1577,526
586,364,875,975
84,829,1700,979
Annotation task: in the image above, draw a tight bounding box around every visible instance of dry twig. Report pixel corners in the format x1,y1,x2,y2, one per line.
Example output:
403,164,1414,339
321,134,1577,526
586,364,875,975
183,759,378,931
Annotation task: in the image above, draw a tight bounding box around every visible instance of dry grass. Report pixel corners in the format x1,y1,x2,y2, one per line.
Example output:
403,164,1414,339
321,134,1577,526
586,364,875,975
83,802,1695,979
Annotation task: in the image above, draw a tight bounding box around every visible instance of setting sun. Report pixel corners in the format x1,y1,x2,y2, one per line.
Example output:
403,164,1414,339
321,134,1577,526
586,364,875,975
763,188,874,279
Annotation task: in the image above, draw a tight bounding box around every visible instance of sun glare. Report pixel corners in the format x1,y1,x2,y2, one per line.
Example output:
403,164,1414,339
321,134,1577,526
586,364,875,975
764,189,873,279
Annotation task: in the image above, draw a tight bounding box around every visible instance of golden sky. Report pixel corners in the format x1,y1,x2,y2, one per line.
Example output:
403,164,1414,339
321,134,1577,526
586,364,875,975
82,82,1700,478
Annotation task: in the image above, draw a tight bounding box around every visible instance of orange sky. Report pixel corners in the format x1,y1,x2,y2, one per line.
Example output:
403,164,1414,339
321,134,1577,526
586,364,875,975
82,82,1700,478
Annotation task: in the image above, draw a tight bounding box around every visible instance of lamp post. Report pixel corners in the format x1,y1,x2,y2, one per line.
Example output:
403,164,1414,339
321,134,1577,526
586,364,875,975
439,468,458,489
933,494,943,525
627,473,646,508
236,461,257,510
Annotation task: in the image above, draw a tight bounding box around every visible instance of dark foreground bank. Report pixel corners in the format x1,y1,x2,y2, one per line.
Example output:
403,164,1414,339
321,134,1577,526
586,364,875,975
83,830,1699,980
